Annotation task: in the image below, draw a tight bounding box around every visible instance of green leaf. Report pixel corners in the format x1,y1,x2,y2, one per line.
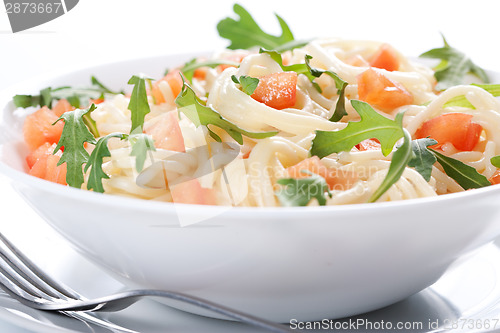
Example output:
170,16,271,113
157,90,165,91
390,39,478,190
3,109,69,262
54,104,98,189
420,35,489,90
12,76,118,109
128,75,152,132
129,133,156,172
408,138,438,182
276,171,332,206
217,4,296,50
84,133,126,193
181,59,240,81
430,148,490,189
175,81,277,144
369,130,413,202
91,76,121,95
311,100,405,158
443,84,500,109
231,75,259,95
491,155,500,168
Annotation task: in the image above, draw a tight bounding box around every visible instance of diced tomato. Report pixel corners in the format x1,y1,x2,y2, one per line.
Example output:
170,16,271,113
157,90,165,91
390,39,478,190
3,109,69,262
28,143,67,185
193,67,208,80
369,44,400,72
356,138,381,151
286,156,358,191
489,169,500,185
357,68,413,112
26,142,53,168
52,99,75,117
415,113,482,151
152,69,184,104
144,111,185,152
251,72,297,110
170,179,216,205
23,106,64,152
90,98,105,105
345,55,369,67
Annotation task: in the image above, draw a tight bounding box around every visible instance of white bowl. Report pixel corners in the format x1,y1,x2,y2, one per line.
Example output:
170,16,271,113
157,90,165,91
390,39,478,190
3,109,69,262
2,54,500,323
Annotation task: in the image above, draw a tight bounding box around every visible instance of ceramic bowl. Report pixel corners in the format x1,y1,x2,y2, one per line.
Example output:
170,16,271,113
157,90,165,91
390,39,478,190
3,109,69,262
1,54,500,322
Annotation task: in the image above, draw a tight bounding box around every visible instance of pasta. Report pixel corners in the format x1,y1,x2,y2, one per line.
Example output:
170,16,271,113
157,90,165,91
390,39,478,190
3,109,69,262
21,38,500,207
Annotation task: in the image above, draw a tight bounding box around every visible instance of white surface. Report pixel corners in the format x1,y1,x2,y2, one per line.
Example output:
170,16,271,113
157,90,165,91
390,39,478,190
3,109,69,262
1,0,500,332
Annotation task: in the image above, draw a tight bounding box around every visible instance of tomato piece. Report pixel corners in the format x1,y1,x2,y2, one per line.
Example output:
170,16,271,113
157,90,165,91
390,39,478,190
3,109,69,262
23,106,64,152
28,143,67,185
356,138,381,151
345,55,369,67
369,44,400,72
286,156,358,191
489,169,500,185
152,69,184,104
357,68,413,112
218,53,247,72
144,111,185,152
251,72,298,110
415,113,482,151
26,142,53,168
170,179,216,205
52,99,75,117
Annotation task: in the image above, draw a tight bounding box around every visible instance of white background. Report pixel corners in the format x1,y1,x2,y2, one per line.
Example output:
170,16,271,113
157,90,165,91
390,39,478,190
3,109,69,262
0,0,499,331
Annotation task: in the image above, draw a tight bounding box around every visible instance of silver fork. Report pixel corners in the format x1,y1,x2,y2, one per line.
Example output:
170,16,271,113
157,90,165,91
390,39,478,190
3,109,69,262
0,232,296,333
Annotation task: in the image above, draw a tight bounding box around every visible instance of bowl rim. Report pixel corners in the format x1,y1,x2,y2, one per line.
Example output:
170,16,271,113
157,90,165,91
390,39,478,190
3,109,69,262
1,53,500,218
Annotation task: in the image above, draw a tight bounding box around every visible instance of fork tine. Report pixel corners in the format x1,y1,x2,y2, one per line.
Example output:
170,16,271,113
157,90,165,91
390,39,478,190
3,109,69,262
0,232,77,301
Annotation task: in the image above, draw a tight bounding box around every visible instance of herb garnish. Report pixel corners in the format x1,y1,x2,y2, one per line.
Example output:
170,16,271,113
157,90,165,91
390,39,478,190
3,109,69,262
128,75,152,132
231,75,259,95
217,3,308,51
420,35,489,90
276,171,332,206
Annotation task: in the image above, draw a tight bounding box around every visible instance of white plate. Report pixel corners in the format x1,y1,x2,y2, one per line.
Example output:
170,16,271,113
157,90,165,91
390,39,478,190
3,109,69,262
2,209,500,333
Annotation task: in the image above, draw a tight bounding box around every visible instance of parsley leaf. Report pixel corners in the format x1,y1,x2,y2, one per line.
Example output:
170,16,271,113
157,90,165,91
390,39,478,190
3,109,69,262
217,4,306,51
54,104,97,189
408,138,438,182
85,133,126,193
231,75,259,95
420,35,489,90
175,81,277,144
276,171,332,206
430,148,490,189
369,130,413,202
311,100,405,158
128,75,152,132
129,133,156,172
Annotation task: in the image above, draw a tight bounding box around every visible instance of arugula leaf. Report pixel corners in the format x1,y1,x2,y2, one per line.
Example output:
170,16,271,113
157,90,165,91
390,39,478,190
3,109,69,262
175,81,277,144
54,104,97,189
13,77,117,110
217,4,304,51
259,50,348,121
181,59,240,81
443,84,500,109
369,130,413,202
420,35,489,90
85,133,126,193
129,133,156,172
491,155,500,168
430,148,490,189
311,100,405,158
91,76,121,95
408,138,438,181
128,75,152,132
231,75,259,95
276,171,332,206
